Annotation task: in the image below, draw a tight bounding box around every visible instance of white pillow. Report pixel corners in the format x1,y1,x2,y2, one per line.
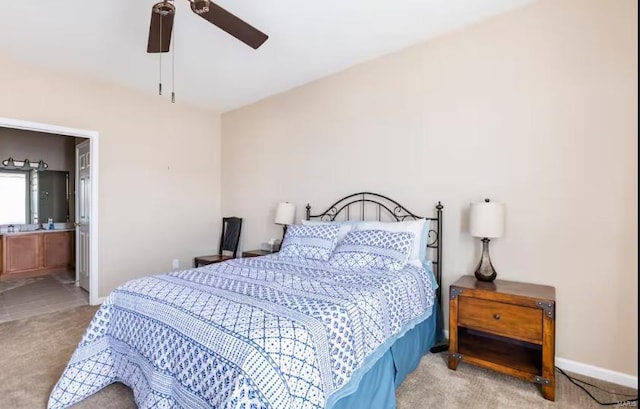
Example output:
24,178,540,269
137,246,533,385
355,218,426,263
301,220,355,242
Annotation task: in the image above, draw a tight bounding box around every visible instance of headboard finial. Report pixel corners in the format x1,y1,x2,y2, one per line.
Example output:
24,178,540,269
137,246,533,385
436,201,444,211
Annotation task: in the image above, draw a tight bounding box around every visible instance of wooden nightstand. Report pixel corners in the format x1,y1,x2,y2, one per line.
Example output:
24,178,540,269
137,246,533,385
241,249,276,258
448,276,556,401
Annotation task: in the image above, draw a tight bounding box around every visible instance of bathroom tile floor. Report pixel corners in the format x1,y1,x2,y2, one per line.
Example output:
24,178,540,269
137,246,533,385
0,272,88,323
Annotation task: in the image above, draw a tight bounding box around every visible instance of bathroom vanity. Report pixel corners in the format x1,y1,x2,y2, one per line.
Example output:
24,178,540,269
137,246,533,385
0,229,75,278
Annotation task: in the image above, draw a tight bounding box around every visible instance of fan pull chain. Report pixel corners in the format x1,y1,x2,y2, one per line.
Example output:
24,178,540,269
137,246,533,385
158,12,163,96
171,18,175,103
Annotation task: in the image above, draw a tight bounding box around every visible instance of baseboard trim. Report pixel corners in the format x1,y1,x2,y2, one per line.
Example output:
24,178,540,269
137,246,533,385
555,357,638,389
92,296,108,306
441,330,637,388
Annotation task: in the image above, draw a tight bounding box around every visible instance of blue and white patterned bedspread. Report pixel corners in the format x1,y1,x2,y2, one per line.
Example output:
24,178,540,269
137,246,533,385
48,255,435,409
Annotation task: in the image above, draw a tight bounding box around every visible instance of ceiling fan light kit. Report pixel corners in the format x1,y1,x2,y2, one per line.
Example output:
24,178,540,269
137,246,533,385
147,0,268,103
190,0,210,15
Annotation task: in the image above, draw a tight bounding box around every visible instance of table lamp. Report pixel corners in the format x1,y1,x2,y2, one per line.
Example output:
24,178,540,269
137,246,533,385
469,198,505,282
274,202,296,244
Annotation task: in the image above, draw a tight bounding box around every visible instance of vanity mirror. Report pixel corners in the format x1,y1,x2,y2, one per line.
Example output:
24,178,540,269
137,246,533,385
33,170,70,224
0,169,70,225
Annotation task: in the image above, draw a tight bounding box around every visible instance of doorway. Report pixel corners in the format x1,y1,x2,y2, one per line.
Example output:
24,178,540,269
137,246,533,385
0,117,99,308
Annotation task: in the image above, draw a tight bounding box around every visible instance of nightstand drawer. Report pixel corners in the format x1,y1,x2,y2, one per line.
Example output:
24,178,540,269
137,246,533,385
458,296,542,343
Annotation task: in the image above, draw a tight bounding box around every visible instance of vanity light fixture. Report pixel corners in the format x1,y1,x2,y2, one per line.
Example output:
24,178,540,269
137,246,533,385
1,157,49,171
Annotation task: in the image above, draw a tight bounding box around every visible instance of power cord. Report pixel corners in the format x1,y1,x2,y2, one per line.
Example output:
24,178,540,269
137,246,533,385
555,366,638,406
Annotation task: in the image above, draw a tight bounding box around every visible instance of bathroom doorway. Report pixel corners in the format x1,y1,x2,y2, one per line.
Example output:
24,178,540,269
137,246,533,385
0,117,100,323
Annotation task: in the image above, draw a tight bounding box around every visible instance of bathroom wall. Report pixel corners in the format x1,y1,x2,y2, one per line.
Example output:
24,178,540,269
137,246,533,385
0,127,76,172
0,128,78,229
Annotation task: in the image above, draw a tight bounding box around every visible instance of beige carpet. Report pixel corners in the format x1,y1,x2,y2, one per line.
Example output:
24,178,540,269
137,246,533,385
0,306,636,409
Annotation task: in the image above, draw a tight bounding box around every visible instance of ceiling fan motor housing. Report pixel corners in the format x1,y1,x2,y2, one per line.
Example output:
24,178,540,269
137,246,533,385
153,1,175,16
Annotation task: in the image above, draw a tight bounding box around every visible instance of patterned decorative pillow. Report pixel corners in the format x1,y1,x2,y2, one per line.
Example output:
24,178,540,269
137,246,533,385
279,224,341,261
328,229,414,272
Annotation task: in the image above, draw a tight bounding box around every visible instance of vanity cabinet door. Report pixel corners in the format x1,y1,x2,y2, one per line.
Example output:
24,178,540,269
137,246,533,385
5,234,41,273
43,232,73,269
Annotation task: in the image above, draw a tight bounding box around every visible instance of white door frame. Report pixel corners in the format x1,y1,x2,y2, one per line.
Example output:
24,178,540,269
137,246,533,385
0,116,100,305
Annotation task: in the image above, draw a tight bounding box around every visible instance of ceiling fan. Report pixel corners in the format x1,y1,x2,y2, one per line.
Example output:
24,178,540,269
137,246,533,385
147,0,269,53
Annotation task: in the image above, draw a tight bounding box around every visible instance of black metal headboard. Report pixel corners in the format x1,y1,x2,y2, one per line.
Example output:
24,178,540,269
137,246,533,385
305,192,443,302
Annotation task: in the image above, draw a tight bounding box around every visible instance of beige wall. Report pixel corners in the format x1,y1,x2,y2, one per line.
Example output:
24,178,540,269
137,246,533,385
0,57,222,297
222,0,638,376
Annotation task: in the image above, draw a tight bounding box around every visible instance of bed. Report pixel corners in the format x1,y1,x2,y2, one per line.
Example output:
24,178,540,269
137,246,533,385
48,192,444,409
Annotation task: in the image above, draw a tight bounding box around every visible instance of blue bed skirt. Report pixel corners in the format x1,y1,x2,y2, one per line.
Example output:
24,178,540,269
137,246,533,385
329,302,441,409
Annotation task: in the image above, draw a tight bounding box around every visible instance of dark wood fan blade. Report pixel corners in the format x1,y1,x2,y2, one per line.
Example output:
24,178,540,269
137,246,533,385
147,2,175,53
191,2,268,49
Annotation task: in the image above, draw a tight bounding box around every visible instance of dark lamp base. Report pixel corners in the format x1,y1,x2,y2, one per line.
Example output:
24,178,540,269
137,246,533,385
475,270,497,282
474,237,497,282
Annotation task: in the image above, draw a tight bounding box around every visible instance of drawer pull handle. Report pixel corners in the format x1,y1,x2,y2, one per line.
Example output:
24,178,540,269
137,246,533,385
493,313,501,320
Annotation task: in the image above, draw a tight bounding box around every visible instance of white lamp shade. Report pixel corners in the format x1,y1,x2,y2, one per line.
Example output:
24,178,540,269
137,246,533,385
274,202,296,225
469,200,505,238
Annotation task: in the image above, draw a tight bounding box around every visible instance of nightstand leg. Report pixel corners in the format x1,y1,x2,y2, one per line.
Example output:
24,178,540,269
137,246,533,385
541,382,555,401
541,307,556,401
448,288,460,370
448,355,460,370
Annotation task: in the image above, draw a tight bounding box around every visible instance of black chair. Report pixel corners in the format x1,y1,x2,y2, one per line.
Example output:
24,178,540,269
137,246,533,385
194,217,243,267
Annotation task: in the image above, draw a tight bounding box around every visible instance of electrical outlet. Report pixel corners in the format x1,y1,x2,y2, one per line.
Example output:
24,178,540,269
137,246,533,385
172,259,180,269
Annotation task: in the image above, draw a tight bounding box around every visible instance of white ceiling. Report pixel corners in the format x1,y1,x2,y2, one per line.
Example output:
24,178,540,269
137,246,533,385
0,0,532,112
